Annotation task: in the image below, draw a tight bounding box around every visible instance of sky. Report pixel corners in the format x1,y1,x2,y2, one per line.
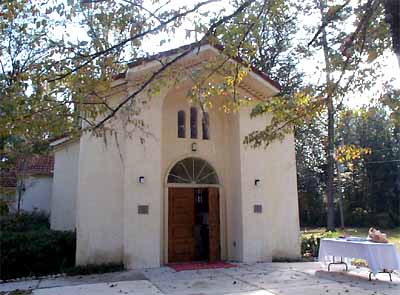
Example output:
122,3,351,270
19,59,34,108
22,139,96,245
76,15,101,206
141,0,400,108
64,0,400,109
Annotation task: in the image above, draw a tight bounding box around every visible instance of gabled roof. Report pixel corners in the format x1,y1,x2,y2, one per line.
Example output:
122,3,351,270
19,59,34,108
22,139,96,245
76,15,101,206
0,169,17,188
114,42,281,92
0,156,54,189
49,136,75,148
17,155,54,176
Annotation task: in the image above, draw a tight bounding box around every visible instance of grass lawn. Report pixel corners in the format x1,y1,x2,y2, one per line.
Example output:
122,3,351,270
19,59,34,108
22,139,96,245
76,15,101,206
301,227,400,251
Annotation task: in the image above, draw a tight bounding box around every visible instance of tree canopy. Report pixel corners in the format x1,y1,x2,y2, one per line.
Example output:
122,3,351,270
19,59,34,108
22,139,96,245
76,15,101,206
1,0,399,228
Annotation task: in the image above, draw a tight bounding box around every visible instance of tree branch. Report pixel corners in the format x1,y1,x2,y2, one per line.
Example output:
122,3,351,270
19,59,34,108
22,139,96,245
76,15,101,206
92,0,256,129
49,0,218,82
307,0,351,47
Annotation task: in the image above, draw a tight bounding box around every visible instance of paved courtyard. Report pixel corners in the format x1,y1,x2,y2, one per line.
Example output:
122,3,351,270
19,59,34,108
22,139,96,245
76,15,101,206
1,262,399,294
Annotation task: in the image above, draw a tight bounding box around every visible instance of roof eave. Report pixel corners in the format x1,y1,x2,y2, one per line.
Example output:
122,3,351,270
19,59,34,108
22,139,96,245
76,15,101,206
113,43,281,95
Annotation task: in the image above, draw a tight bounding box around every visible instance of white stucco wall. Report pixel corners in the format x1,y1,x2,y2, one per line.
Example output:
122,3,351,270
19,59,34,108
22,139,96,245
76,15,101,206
122,90,164,269
51,140,80,231
76,119,125,265
227,112,244,261
20,176,52,213
74,50,300,267
75,85,300,267
161,85,238,262
160,85,300,263
238,108,301,261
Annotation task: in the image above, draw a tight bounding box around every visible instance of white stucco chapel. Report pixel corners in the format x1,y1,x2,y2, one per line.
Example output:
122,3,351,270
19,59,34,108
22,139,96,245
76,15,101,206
50,43,301,269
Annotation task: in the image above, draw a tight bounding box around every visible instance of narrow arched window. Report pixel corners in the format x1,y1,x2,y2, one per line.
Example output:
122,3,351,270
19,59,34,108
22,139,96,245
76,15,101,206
202,112,210,140
177,110,186,138
190,107,198,139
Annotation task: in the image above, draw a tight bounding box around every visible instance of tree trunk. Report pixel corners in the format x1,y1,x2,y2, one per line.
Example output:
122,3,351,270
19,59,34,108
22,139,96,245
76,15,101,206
326,98,335,231
384,0,400,68
319,0,336,231
337,164,345,229
16,159,27,216
385,0,400,218
394,124,400,222
17,184,22,215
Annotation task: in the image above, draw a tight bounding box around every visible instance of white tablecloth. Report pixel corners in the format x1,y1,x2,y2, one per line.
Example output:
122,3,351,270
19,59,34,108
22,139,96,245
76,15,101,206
318,238,400,275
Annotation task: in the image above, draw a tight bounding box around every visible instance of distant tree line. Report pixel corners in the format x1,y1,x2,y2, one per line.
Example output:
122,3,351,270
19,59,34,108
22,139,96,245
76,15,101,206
297,105,400,229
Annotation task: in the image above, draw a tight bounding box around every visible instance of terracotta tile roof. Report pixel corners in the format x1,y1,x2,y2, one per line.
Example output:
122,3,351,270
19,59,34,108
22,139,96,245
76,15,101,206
17,155,54,176
1,156,54,189
114,42,281,91
0,169,17,188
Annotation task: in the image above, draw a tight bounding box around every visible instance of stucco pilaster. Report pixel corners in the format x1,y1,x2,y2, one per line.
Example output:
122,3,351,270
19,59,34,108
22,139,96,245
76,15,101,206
237,107,300,262
75,125,125,265
122,89,165,269
51,141,79,231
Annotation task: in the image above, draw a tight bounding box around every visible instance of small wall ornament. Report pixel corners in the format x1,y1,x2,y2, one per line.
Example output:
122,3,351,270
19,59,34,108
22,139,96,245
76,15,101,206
191,142,197,152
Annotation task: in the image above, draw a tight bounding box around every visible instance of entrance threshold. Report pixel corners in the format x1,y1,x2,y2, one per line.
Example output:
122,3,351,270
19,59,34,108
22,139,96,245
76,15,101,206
167,261,236,272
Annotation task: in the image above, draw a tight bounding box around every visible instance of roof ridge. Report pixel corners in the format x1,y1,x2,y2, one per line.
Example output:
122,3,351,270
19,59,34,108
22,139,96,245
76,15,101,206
114,42,281,91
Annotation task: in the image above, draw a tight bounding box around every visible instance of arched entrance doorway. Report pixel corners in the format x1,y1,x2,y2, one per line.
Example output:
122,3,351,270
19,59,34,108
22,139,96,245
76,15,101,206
166,157,220,263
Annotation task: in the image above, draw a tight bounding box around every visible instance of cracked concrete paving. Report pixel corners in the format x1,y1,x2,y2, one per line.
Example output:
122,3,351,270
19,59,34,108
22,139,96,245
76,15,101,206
0,270,146,293
0,262,399,294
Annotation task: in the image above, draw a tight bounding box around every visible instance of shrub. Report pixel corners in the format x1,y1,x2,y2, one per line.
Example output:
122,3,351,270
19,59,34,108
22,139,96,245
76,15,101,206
373,212,396,229
64,263,124,276
344,207,369,227
0,212,49,232
301,231,339,258
0,230,76,280
0,201,9,216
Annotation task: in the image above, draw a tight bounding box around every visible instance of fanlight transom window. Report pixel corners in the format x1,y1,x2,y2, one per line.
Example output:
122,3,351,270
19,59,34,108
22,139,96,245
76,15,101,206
167,157,219,184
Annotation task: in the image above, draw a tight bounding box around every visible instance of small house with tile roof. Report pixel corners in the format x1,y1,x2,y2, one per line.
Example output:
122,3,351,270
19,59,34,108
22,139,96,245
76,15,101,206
0,155,54,213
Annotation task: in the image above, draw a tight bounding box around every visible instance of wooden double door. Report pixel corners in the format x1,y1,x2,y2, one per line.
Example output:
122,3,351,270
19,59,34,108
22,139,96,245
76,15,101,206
168,187,220,263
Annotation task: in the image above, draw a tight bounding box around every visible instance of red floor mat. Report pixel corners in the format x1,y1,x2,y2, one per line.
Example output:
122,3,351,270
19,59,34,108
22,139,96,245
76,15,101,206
167,261,237,272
